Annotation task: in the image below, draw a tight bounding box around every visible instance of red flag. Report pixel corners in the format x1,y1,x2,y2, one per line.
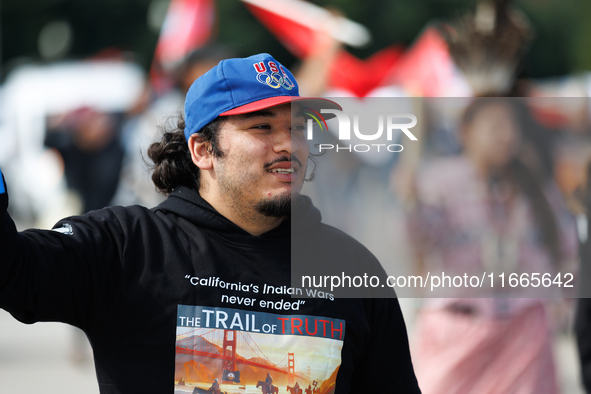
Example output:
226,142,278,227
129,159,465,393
328,46,403,97
242,1,314,58
151,0,216,92
242,0,401,97
387,26,471,97
241,0,370,59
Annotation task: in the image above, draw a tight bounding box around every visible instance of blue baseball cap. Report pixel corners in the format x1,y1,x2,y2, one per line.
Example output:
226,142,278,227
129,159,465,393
184,53,341,140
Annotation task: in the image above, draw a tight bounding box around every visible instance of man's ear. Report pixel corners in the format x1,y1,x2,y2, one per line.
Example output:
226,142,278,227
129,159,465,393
188,134,214,170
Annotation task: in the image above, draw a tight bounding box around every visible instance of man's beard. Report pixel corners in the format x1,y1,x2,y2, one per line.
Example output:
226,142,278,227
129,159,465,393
255,193,292,217
215,152,303,220
216,163,295,220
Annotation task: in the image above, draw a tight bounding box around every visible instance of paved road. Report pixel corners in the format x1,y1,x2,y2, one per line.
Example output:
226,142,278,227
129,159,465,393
0,310,98,394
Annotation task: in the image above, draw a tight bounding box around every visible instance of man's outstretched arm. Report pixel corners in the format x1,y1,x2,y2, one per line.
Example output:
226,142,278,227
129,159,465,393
0,168,123,330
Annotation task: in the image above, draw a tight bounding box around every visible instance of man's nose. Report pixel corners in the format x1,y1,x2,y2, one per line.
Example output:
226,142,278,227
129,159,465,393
273,125,295,154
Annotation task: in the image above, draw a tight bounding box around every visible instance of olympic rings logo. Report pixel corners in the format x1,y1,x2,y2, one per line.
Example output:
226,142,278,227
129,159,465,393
253,61,295,90
256,71,294,90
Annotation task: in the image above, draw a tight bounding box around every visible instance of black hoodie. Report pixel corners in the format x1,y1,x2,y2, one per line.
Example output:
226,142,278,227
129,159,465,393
0,182,420,393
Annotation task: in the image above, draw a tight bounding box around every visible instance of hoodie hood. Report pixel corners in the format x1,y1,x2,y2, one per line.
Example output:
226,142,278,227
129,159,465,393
154,186,322,243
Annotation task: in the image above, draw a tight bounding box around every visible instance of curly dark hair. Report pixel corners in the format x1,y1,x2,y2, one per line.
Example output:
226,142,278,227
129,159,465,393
147,115,225,194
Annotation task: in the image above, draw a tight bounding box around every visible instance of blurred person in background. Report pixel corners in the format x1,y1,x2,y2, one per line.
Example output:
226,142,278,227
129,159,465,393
45,107,125,214
401,98,578,394
394,3,579,391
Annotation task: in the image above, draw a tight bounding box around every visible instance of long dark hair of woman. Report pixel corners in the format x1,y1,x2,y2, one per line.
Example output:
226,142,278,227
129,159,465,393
462,99,562,265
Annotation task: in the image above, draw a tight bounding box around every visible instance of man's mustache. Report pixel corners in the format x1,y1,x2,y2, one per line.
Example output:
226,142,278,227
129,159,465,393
264,156,303,169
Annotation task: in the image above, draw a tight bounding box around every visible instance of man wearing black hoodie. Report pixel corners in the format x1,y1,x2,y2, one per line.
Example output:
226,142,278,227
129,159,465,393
0,54,420,393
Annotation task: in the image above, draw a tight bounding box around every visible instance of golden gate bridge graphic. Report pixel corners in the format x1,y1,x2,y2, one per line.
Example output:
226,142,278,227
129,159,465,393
176,327,306,385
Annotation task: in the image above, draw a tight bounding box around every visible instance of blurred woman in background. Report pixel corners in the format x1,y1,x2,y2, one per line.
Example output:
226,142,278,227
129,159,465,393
405,98,578,394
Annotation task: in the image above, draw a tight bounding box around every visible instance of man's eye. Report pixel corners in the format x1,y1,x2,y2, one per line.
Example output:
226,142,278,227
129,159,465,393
251,124,271,130
291,123,306,132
